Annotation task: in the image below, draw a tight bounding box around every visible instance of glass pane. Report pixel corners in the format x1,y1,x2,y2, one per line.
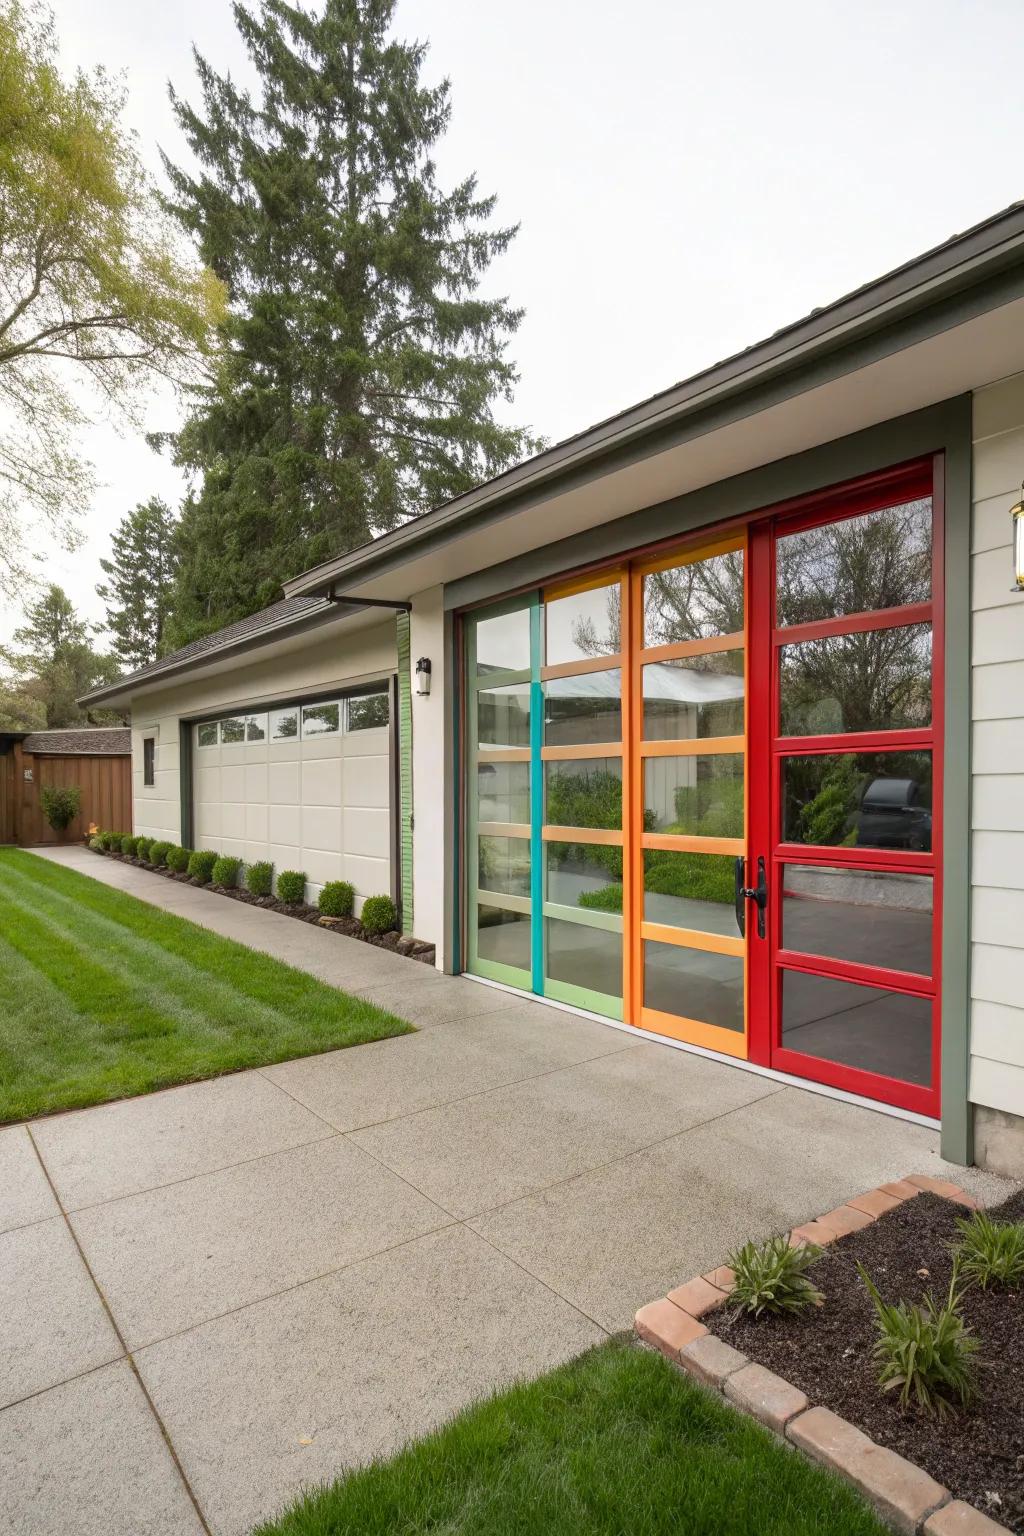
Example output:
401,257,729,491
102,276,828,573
477,835,530,898
246,714,267,742
782,865,932,976
544,669,621,745
477,761,530,824
270,707,299,741
545,758,622,830
196,722,217,748
476,905,531,972
546,584,620,665
644,941,744,1032
643,548,744,648
644,753,744,837
642,651,744,740
776,497,932,626
474,607,531,675
782,751,932,851
779,624,931,736
478,684,530,749
220,716,245,744
545,919,623,1000
302,701,340,737
546,840,622,914
347,692,389,731
781,970,932,1086
643,850,739,936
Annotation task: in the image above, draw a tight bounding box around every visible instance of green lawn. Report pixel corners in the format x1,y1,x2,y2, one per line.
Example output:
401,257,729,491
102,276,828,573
255,1339,887,1536
0,847,411,1122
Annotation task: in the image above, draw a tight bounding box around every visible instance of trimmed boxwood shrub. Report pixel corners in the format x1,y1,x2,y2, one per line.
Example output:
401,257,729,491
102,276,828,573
148,840,171,867
121,834,140,856
361,894,398,935
99,830,121,851
135,836,152,862
166,845,192,873
40,784,81,833
187,849,218,884
276,869,306,905
246,860,273,897
318,880,355,918
88,835,104,851
211,855,241,888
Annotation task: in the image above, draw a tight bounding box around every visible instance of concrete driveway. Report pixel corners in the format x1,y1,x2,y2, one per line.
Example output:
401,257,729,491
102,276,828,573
1,848,1011,1536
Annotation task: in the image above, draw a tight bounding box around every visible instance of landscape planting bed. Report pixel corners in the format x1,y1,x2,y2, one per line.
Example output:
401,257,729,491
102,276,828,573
714,1188,1024,1532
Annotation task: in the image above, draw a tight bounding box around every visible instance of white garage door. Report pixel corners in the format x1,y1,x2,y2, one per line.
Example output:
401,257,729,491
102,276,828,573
192,685,392,907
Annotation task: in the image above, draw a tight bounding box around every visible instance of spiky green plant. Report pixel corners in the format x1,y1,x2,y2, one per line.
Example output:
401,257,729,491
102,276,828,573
726,1235,824,1318
857,1263,980,1417
953,1210,1024,1291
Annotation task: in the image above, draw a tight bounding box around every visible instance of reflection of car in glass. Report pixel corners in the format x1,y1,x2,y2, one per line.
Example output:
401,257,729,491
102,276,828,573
853,777,931,852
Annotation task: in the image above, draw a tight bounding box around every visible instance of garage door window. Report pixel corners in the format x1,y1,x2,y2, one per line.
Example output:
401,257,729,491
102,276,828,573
270,708,299,740
197,722,217,748
302,701,340,737
220,716,246,744
347,691,389,730
246,713,267,742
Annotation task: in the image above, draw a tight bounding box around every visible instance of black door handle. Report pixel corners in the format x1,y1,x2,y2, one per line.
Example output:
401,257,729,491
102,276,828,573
734,855,768,940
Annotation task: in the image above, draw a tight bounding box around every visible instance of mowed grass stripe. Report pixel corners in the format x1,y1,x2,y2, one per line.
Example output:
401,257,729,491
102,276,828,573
0,849,412,1123
0,864,327,1044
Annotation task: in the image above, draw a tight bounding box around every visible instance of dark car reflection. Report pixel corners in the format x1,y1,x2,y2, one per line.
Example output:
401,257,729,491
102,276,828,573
853,776,931,852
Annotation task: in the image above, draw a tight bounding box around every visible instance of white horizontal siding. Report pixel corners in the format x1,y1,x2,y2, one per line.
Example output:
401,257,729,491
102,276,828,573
969,376,1024,1117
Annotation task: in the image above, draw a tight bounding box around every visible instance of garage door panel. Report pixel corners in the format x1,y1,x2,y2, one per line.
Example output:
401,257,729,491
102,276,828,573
301,847,347,888
301,757,342,805
342,754,389,809
299,731,343,760
245,803,268,842
345,854,390,901
196,805,220,840
342,806,389,860
302,806,343,855
220,836,247,860
268,805,301,847
221,763,246,802
343,727,388,759
220,801,246,841
244,763,268,800
268,761,300,804
196,765,221,802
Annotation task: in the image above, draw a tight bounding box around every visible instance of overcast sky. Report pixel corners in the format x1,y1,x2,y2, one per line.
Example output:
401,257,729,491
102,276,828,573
7,0,1024,645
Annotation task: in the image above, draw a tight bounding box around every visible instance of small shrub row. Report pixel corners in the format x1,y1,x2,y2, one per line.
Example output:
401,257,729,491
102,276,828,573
88,832,399,931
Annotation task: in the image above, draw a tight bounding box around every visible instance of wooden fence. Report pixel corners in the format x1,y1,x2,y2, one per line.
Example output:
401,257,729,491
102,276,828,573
0,742,132,846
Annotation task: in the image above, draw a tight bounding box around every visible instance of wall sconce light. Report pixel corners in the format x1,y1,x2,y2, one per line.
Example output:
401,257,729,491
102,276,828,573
415,657,432,696
1012,483,1024,592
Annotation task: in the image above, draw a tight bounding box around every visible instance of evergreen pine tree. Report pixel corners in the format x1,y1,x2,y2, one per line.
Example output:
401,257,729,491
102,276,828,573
0,586,121,727
163,0,538,645
96,497,179,670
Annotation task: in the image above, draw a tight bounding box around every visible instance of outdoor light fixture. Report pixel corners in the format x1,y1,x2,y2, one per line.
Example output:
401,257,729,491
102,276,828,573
1012,482,1024,591
415,656,432,696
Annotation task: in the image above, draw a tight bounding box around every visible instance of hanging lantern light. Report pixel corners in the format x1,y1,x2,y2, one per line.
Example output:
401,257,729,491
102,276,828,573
1012,482,1024,592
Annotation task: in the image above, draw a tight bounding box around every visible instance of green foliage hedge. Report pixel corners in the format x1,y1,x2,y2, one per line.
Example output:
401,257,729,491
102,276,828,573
121,834,140,856
361,894,397,934
148,840,171,867
166,845,192,873
319,880,355,918
211,855,241,888
88,835,104,851
187,849,218,884
246,860,273,897
40,784,81,832
135,836,152,862
276,869,306,904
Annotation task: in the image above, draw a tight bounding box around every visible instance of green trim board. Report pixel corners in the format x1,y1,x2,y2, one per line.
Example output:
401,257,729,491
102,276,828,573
396,611,414,934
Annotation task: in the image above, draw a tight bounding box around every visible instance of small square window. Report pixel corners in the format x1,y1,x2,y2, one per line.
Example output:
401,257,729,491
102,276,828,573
270,708,299,740
346,692,389,731
246,714,267,742
220,716,246,744
143,737,156,786
301,701,340,737
196,722,217,748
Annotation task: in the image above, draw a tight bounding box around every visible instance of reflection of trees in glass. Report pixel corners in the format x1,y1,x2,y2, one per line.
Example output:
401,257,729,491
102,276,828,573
672,771,744,838
546,768,636,880
644,550,744,646
570,586,621,657
776,499,931,626
780,624,931,735
784,751,933,850
478,836,530,895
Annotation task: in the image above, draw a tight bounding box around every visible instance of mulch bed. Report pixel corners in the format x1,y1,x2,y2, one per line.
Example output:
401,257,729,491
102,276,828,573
712,1187,1024,1531
92,850,436,966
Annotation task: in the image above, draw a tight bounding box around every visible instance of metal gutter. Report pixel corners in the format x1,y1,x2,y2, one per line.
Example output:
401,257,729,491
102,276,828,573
284,201,1024,601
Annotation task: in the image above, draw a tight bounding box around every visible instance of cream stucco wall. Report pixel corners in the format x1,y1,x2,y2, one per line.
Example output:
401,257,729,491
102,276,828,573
409,585,449,966
129,618,397,906
969,373,1024,1165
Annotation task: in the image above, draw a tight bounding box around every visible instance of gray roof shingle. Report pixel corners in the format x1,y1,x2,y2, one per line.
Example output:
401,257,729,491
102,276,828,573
23,728,131,755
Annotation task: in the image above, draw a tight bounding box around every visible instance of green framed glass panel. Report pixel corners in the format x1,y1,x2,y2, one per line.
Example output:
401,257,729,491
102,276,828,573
544,917,623,1017
545,839,622,914
477,683,531,748
642,651,744,740
477,835,530,899
544,757,622,829
476,904,531,975
476,760,530,824
643,753,744,837
642,850,739,936
544,669,621,745
475,607,531,674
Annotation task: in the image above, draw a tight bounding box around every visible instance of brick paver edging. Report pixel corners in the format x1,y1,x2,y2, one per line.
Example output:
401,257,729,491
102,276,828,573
634,1174,1008,1536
